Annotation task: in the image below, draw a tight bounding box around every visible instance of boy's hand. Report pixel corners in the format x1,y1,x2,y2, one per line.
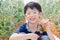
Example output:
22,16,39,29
19,33,39,40
26,33,39,40
41,19,50,28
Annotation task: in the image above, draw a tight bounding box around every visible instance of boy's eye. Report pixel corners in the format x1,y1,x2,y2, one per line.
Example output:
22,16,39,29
34,12,38,14
26,12,39,15
27,13,30,15
34,12,36,13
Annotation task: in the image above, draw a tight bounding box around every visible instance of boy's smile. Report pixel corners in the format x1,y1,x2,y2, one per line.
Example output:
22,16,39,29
30,17,36,21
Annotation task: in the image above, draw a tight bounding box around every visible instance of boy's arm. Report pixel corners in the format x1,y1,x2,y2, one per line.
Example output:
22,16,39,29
9,33,32,40
46,27,55,40
41,19,55,40
9,33,39,40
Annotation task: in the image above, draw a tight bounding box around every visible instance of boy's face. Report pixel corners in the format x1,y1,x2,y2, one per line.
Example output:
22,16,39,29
25,7,41,24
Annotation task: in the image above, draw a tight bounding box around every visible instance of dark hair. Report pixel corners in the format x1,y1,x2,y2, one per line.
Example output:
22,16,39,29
24,2,42,14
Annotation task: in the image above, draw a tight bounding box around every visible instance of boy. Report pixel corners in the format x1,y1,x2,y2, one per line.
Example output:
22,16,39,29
9,2,55,40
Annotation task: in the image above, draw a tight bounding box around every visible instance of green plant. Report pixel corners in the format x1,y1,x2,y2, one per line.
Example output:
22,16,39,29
0,0,24,37
39,0,60,25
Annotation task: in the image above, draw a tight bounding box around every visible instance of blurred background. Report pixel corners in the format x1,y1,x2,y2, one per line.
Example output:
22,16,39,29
0,0,60,40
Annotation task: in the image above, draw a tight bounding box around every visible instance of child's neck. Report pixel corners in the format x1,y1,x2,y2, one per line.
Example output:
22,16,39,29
28,22,38,33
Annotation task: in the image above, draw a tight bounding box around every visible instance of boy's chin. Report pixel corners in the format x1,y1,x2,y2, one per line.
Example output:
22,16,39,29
29,21,37,24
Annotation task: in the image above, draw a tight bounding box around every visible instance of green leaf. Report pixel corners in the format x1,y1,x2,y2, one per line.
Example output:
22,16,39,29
6,21,11,26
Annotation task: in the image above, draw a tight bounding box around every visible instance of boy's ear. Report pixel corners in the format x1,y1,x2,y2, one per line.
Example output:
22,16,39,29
24,13,26,15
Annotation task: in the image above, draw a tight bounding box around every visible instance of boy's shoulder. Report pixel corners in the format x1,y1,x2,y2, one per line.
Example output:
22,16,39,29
15,23,27,33
18,23,27,29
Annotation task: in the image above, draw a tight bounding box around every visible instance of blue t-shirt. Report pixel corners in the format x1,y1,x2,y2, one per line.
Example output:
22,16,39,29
15,23,50,40
16,23,47,36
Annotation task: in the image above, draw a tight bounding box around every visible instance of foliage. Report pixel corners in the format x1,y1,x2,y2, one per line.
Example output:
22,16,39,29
39,0,60,25
0,0,24,37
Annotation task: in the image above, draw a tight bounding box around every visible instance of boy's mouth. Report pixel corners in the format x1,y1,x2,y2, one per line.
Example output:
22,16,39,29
30,18,36,21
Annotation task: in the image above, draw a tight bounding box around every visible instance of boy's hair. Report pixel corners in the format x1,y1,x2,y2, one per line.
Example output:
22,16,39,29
24,2,42,14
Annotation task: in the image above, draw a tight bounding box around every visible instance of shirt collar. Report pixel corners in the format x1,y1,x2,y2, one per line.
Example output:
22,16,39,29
26,22,42,32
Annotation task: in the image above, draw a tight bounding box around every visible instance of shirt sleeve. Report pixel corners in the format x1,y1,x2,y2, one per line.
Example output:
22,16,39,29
42,31,47,35
41,35,50,40
41,32,50,40
15,24,27,34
